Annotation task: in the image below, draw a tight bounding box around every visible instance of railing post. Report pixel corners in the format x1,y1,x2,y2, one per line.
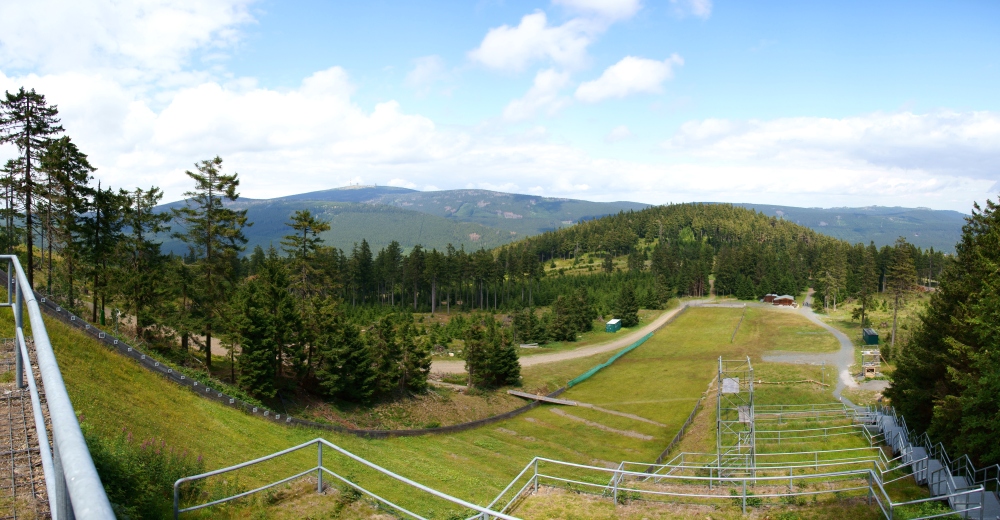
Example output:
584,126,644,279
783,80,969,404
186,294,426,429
742,477,747,514
533,459,538,493
612,470,619,506
53,438,73,520
14,278,23,389
317,441,323,493
867,471,872,505
789,466,793,492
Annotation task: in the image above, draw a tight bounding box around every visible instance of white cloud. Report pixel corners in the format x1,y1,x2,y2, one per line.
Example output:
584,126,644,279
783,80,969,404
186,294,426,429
467,11,599,72
404,55,447,90
552,0,642,21
666,111,1000,181
604,125,634,143
0,0,255,82
387,178,418,189
670,0,712,19
503,69,572,121
576,55,683,102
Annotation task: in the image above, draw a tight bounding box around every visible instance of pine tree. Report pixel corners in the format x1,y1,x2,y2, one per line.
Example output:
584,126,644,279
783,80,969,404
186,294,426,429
171,157,249,372
887,197,1000,465
0,88,64,285
116,187,171,341
229,247,299,396
281,210,331,377
569,287,597,332
616,281,640,327
82,183,127,325
486,319,520,387
229,271,279,398
547,295,577,342
886,237,917,354
368,314,403,396
281,209,330,299
398,321,431,393
315,303,375,403
0,159,25,254
38,137,93,305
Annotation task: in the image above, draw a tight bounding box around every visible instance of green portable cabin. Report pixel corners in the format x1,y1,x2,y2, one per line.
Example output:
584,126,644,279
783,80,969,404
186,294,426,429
862,328,879,345
606,319,622,333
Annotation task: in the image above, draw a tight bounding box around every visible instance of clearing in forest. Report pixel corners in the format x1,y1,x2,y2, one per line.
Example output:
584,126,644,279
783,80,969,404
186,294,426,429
6,302,850,518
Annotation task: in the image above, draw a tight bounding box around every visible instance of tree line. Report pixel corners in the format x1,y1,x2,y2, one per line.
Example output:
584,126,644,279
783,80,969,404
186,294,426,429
887,197,1000,467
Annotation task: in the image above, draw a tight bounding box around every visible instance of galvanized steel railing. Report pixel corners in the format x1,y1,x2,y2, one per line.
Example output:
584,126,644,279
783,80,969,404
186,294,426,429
173,437,519,520
2,255,115,519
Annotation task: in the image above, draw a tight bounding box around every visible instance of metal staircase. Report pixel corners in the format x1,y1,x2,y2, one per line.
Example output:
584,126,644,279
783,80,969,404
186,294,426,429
869,406,1000,519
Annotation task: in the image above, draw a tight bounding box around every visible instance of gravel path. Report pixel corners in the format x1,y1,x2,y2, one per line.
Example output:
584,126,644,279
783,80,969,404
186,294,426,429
430,300,708,375
761,289,859,399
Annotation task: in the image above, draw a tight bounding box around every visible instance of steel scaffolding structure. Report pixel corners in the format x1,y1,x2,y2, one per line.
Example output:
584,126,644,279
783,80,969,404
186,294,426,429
861,349,882,378
716,356,755,476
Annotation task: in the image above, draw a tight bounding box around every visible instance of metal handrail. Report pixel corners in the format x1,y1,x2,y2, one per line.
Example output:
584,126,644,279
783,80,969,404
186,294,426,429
3,255,115,519
174,437,519,520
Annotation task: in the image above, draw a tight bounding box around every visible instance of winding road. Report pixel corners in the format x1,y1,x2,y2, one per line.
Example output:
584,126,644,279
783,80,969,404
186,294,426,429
761,289,859,399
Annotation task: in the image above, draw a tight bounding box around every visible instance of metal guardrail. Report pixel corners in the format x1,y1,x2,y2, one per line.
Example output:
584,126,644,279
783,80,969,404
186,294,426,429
2,255,115,519
487,455,984,519
173,437,520,520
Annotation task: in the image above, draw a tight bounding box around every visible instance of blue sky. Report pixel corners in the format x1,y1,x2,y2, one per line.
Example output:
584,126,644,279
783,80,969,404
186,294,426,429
1,0,997,211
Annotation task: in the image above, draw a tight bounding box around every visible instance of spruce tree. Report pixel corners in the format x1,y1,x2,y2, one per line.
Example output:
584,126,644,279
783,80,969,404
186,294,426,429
398,321,431,393
887,197,1000,465
82,183,127,325
486,318,520,387
886,237,917,354
315,301,376,403
38,137,93,304
172,157,249,371
116,187,171,341
229,247,299,396
0,88,64,285
616,282,640,327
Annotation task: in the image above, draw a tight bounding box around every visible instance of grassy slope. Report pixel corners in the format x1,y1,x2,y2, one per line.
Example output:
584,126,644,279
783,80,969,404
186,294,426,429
18,303,886,518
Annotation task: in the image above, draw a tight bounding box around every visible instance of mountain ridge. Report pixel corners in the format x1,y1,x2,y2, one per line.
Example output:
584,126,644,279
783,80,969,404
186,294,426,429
154,187,965,254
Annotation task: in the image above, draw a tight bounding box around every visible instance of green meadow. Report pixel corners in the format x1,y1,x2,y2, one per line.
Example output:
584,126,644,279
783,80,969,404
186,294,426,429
7,302,910,518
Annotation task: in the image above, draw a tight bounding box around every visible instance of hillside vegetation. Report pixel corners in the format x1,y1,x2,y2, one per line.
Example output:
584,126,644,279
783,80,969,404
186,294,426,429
154,186,650,254
16,299,854,518
732,203,966,253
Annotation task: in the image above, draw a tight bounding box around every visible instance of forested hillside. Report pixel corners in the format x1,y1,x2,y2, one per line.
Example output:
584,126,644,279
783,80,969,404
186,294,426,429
154,186,650,254
731,203,966,253
4,86,985,468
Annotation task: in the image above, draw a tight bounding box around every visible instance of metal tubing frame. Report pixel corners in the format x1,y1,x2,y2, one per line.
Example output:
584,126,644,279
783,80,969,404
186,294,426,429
2,255,116,519
174,438,519,520
716,356,755,476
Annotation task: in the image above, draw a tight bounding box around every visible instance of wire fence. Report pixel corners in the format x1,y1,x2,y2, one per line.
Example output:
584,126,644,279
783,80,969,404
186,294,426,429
651,378,714,466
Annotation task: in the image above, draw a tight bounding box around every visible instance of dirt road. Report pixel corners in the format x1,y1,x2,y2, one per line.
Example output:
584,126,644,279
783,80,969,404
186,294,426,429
761,289,859,399
430,299,708,374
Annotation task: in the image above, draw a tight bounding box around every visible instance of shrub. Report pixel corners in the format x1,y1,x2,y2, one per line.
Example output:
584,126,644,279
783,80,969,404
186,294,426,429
83,421,205,519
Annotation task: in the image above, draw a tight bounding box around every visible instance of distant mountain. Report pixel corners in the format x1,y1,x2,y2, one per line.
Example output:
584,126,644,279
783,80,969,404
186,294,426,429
155,186,649,255
728,203,966,253
154,185,966,255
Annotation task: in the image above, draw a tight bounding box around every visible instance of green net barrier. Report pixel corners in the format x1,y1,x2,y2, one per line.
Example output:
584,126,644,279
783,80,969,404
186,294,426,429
567,332,653,387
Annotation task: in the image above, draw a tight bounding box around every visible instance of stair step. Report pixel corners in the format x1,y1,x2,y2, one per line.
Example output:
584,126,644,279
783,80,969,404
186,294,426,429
982,491,1000,520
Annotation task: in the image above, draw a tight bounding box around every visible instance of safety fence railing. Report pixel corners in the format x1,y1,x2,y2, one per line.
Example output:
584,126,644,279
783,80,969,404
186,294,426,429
485,456,985,519
173,437,518,520
1,255,115,519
